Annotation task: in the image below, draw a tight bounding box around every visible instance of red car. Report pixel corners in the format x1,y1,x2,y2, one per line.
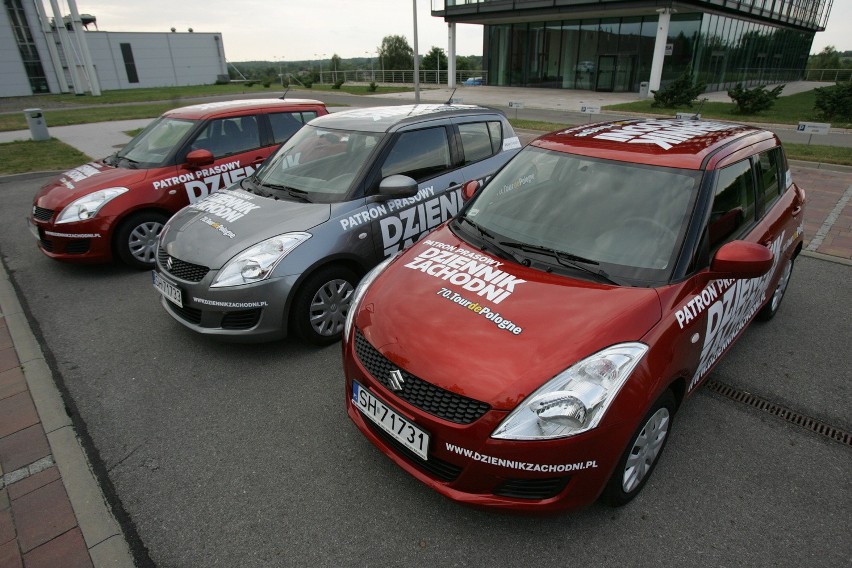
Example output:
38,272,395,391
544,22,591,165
28,98,327,268
343,119,805,512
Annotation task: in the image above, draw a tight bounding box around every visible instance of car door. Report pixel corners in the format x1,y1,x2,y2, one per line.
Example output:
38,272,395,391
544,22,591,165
368,124,466,257
172,115,268,205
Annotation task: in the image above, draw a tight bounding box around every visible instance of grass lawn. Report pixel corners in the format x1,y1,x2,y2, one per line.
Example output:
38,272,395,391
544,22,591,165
0,104,173,132
0,138,90,174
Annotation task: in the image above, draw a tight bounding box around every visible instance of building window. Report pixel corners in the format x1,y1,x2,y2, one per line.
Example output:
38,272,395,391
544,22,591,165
5,0,49,93
120,43,139,83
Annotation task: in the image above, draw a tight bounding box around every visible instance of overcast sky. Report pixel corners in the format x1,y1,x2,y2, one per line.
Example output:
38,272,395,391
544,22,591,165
72,0,850,62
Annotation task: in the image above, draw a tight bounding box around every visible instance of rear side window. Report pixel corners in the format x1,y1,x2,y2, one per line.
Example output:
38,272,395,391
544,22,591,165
380,127,451,182
708,160,756,250
269,111,319,144
459,121,502,164
756,147,782,212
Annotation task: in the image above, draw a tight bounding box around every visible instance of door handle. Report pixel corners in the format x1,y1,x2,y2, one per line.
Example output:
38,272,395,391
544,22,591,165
791,205,802,216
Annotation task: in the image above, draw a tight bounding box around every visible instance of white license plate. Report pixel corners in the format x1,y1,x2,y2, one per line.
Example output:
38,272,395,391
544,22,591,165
27,218,39,240
152,271,183,308
353,381,430,460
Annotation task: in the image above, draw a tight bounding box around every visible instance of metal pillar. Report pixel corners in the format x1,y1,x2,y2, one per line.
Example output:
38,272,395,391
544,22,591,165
448,23,456,88
647,8,672,95
47,0,83,94
413,0,420,103
67,0,101,95
33,0,68,93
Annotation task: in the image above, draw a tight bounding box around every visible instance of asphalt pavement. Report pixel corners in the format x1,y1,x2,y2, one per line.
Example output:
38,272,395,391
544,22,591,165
0,87,850,567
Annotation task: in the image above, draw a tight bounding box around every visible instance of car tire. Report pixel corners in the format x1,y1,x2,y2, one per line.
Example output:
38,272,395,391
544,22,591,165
115,211,169,269
600,389,676,507
757,257,793,321
291,266,357,346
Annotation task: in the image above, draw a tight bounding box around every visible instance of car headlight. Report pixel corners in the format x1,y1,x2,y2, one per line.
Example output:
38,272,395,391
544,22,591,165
55,187,129,224
343,254,396,341
211,232,311,288
492,342,648,440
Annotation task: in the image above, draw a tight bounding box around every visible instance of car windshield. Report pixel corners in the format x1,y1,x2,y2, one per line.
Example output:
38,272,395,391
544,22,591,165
456,146,701,286
113,117,196,168
253,124,384,203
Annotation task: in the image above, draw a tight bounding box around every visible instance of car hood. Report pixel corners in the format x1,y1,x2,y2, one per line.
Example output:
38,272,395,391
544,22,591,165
160,188,331,269
34,162,152,210
356,226,662,411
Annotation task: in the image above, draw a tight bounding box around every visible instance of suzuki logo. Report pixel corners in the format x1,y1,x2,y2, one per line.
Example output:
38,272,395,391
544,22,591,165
166,257,173,271
388,369,405,392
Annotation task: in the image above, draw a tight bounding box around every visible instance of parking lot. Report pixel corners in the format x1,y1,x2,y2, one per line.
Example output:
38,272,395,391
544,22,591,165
1,164,850,566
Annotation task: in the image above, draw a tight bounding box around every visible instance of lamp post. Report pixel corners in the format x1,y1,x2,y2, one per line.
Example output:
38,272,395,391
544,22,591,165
413,0,420,103
365,51,374,82
314,53,325,84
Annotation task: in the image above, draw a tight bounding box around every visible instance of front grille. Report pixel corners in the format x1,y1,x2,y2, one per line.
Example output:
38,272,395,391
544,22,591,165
493,477,572,500
158,249,209,283
355,330,490,424
39,238,54,252
65,239,90,254
169,303,202,325
33,207,53,221
221,309,262,330
363,420,462,482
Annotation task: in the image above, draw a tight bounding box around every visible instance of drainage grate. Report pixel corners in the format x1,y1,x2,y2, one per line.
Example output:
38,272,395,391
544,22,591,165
705,380,852,446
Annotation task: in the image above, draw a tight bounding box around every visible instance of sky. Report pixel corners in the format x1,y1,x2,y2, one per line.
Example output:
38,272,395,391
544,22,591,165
71,0,851,62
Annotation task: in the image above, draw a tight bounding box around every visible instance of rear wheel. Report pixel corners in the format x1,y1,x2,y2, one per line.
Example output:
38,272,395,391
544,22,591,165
291,266,357,346
115,212,169,269
600,389,676,507
757,257,793,321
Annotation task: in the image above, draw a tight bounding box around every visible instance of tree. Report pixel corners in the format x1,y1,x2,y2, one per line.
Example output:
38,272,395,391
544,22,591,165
808,45,842,70
422,47,448,71
651,66,706,108
331,53,342,81
379,35,413,70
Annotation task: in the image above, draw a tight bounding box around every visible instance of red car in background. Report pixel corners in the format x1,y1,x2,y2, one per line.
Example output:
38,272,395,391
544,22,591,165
343,119,805,512
28,98,327,268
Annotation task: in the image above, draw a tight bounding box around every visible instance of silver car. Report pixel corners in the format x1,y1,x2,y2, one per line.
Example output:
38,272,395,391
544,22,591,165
153,104,521,344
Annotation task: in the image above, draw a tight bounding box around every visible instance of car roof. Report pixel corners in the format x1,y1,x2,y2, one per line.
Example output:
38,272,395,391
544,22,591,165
308,104,503,133
164,98,326,120
532,119,774,170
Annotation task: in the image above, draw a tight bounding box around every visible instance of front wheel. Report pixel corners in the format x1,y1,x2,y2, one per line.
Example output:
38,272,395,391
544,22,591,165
757,257,793,321
115,212,169,269
600,389,676,507
291,266,357,346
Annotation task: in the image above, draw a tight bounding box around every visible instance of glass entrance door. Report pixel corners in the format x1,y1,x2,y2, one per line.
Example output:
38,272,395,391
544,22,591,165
595,55,616,91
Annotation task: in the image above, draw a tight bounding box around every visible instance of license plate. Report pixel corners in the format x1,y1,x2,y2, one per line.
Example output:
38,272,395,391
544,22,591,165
353,381,430,460
152,271,183,308
27,218,39,240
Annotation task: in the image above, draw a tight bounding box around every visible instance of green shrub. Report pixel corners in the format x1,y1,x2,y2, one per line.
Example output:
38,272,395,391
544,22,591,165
813,81,852,121
244,81,255,87
262,80,272,88
368,81,378,92
332,79,345,90
727,83,784,114
651,67,706,108
302,78,312,88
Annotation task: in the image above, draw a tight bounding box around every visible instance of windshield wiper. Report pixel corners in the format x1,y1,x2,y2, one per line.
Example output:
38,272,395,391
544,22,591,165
498,241,622,286
458,216,527,265
117,156,140,169
259,182,312,203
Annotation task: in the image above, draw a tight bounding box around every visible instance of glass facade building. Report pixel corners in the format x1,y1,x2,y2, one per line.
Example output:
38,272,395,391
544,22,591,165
432,1,832,92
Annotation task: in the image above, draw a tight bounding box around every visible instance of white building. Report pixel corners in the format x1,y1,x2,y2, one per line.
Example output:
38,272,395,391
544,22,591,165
1,0,228,97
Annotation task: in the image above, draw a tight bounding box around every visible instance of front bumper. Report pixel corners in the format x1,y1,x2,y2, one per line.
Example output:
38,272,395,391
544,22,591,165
28,214,114,263
154,248,297,341
343,328,632,513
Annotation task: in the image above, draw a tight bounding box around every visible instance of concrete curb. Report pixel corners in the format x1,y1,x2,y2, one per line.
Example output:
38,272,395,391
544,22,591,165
0,263,135,568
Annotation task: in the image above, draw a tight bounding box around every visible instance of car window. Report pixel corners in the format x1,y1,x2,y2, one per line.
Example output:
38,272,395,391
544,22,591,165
709,159,756,251
380,127,451,182
269,111,318,144
459,121,502,165
757,147,782,212
118,117,196,167
191,116,261,158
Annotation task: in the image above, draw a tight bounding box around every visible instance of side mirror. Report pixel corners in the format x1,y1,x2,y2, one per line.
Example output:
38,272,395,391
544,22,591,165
710,240,774,280
461,180,480,202
378,175,418,198
186,149,214,168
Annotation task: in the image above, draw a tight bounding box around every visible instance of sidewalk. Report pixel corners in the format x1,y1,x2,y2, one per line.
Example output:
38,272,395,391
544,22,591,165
0,265,135,567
